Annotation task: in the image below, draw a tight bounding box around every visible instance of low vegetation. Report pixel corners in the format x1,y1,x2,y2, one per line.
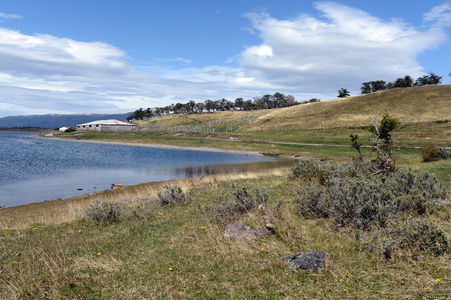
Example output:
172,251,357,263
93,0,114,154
1,160,449,299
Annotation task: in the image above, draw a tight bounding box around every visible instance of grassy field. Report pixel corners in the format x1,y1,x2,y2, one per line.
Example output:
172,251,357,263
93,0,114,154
1,169,450,299
1,85,450,299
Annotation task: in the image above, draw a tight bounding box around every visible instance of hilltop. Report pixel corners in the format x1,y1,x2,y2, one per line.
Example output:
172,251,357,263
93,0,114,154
134,85,451,130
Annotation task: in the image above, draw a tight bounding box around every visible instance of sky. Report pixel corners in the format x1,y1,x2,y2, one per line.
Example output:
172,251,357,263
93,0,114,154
0,0,451,118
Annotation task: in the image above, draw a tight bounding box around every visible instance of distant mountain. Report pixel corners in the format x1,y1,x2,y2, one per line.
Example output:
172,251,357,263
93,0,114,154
0,113,132,128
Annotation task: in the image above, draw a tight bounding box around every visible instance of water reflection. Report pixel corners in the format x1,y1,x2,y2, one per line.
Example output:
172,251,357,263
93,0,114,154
170,160,293,178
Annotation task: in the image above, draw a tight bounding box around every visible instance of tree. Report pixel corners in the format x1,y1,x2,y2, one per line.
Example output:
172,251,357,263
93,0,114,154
242,99,254,111
271,92,286,108
204,99,216,112
172,103,183,114
360,80,387,94
234,98,244,110
187,100,196,113
414,72,442,86
393,75,414,88
337,88,350,98
195,102,205,113
351,113,400,176
130,108,145,120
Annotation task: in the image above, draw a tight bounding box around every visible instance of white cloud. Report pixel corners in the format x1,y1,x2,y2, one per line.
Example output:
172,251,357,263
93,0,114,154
238,1,448,95
423,2,451,27
0,12,22,19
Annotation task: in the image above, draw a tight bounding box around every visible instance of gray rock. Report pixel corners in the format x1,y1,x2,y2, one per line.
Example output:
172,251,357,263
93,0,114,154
430,198,448,208
224,224,270,241
281,251,326,270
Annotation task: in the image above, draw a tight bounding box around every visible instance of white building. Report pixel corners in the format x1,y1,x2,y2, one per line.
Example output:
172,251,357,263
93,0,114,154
76,119,136,132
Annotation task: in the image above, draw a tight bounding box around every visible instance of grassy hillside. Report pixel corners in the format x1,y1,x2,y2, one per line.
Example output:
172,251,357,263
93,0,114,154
123,85,451,151
134,85,451,131
248,85,451,130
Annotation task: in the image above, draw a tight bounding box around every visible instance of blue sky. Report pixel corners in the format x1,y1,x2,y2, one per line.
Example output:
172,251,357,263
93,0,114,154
0,0,450,118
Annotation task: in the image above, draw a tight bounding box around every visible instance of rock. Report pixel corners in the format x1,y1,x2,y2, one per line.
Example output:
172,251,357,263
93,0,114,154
430,198,448,208
224,224,270,241
281,251,326,271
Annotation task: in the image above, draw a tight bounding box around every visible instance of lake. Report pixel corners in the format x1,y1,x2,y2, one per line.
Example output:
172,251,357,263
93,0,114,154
0,132,290,207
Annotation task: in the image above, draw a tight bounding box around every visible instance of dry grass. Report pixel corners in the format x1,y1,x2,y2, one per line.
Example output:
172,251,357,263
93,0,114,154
0,168,290,229
134,109,268,128
247,85,451,130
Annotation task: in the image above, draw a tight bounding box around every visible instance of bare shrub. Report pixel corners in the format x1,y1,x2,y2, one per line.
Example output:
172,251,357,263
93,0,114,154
157,185,190,207
203,183,269,223
84,201,121,225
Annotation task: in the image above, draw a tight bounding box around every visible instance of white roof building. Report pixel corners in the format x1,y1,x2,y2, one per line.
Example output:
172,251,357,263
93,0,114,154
76,119,135,132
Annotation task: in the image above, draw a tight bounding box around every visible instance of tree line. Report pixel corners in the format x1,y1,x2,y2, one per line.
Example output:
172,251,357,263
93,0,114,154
337,72,446,98
359,72,443,94
127,92,320,121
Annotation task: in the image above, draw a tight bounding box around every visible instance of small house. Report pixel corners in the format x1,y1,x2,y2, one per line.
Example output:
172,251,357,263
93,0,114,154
76,119,136,132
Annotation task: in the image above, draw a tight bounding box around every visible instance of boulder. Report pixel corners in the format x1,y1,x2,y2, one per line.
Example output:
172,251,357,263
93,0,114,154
281,251,326,271
224,224,270,241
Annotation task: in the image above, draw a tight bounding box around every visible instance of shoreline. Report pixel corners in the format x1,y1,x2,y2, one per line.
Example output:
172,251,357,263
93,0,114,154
34,133,265,156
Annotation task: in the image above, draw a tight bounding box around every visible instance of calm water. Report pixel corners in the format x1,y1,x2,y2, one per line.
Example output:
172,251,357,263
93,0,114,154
0,132,290,207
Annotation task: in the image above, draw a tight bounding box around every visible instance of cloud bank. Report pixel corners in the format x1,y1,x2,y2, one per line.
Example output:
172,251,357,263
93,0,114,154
239,2,447,94
0,1,450,117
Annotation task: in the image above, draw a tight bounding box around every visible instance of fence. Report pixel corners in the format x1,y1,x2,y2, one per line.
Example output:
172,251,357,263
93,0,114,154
136,126,239,133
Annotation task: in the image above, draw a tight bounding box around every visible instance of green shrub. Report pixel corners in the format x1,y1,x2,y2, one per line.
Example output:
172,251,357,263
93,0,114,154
84,201,121,225
421,146,441,162
289,159,325,181
157,185,190,207
395,219,449,255
420,145,451,162
297,160,449,257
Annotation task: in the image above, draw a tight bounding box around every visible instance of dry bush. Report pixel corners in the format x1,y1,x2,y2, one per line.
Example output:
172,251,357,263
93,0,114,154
156,185,191,207
83,201,121,225
202,183,269,224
